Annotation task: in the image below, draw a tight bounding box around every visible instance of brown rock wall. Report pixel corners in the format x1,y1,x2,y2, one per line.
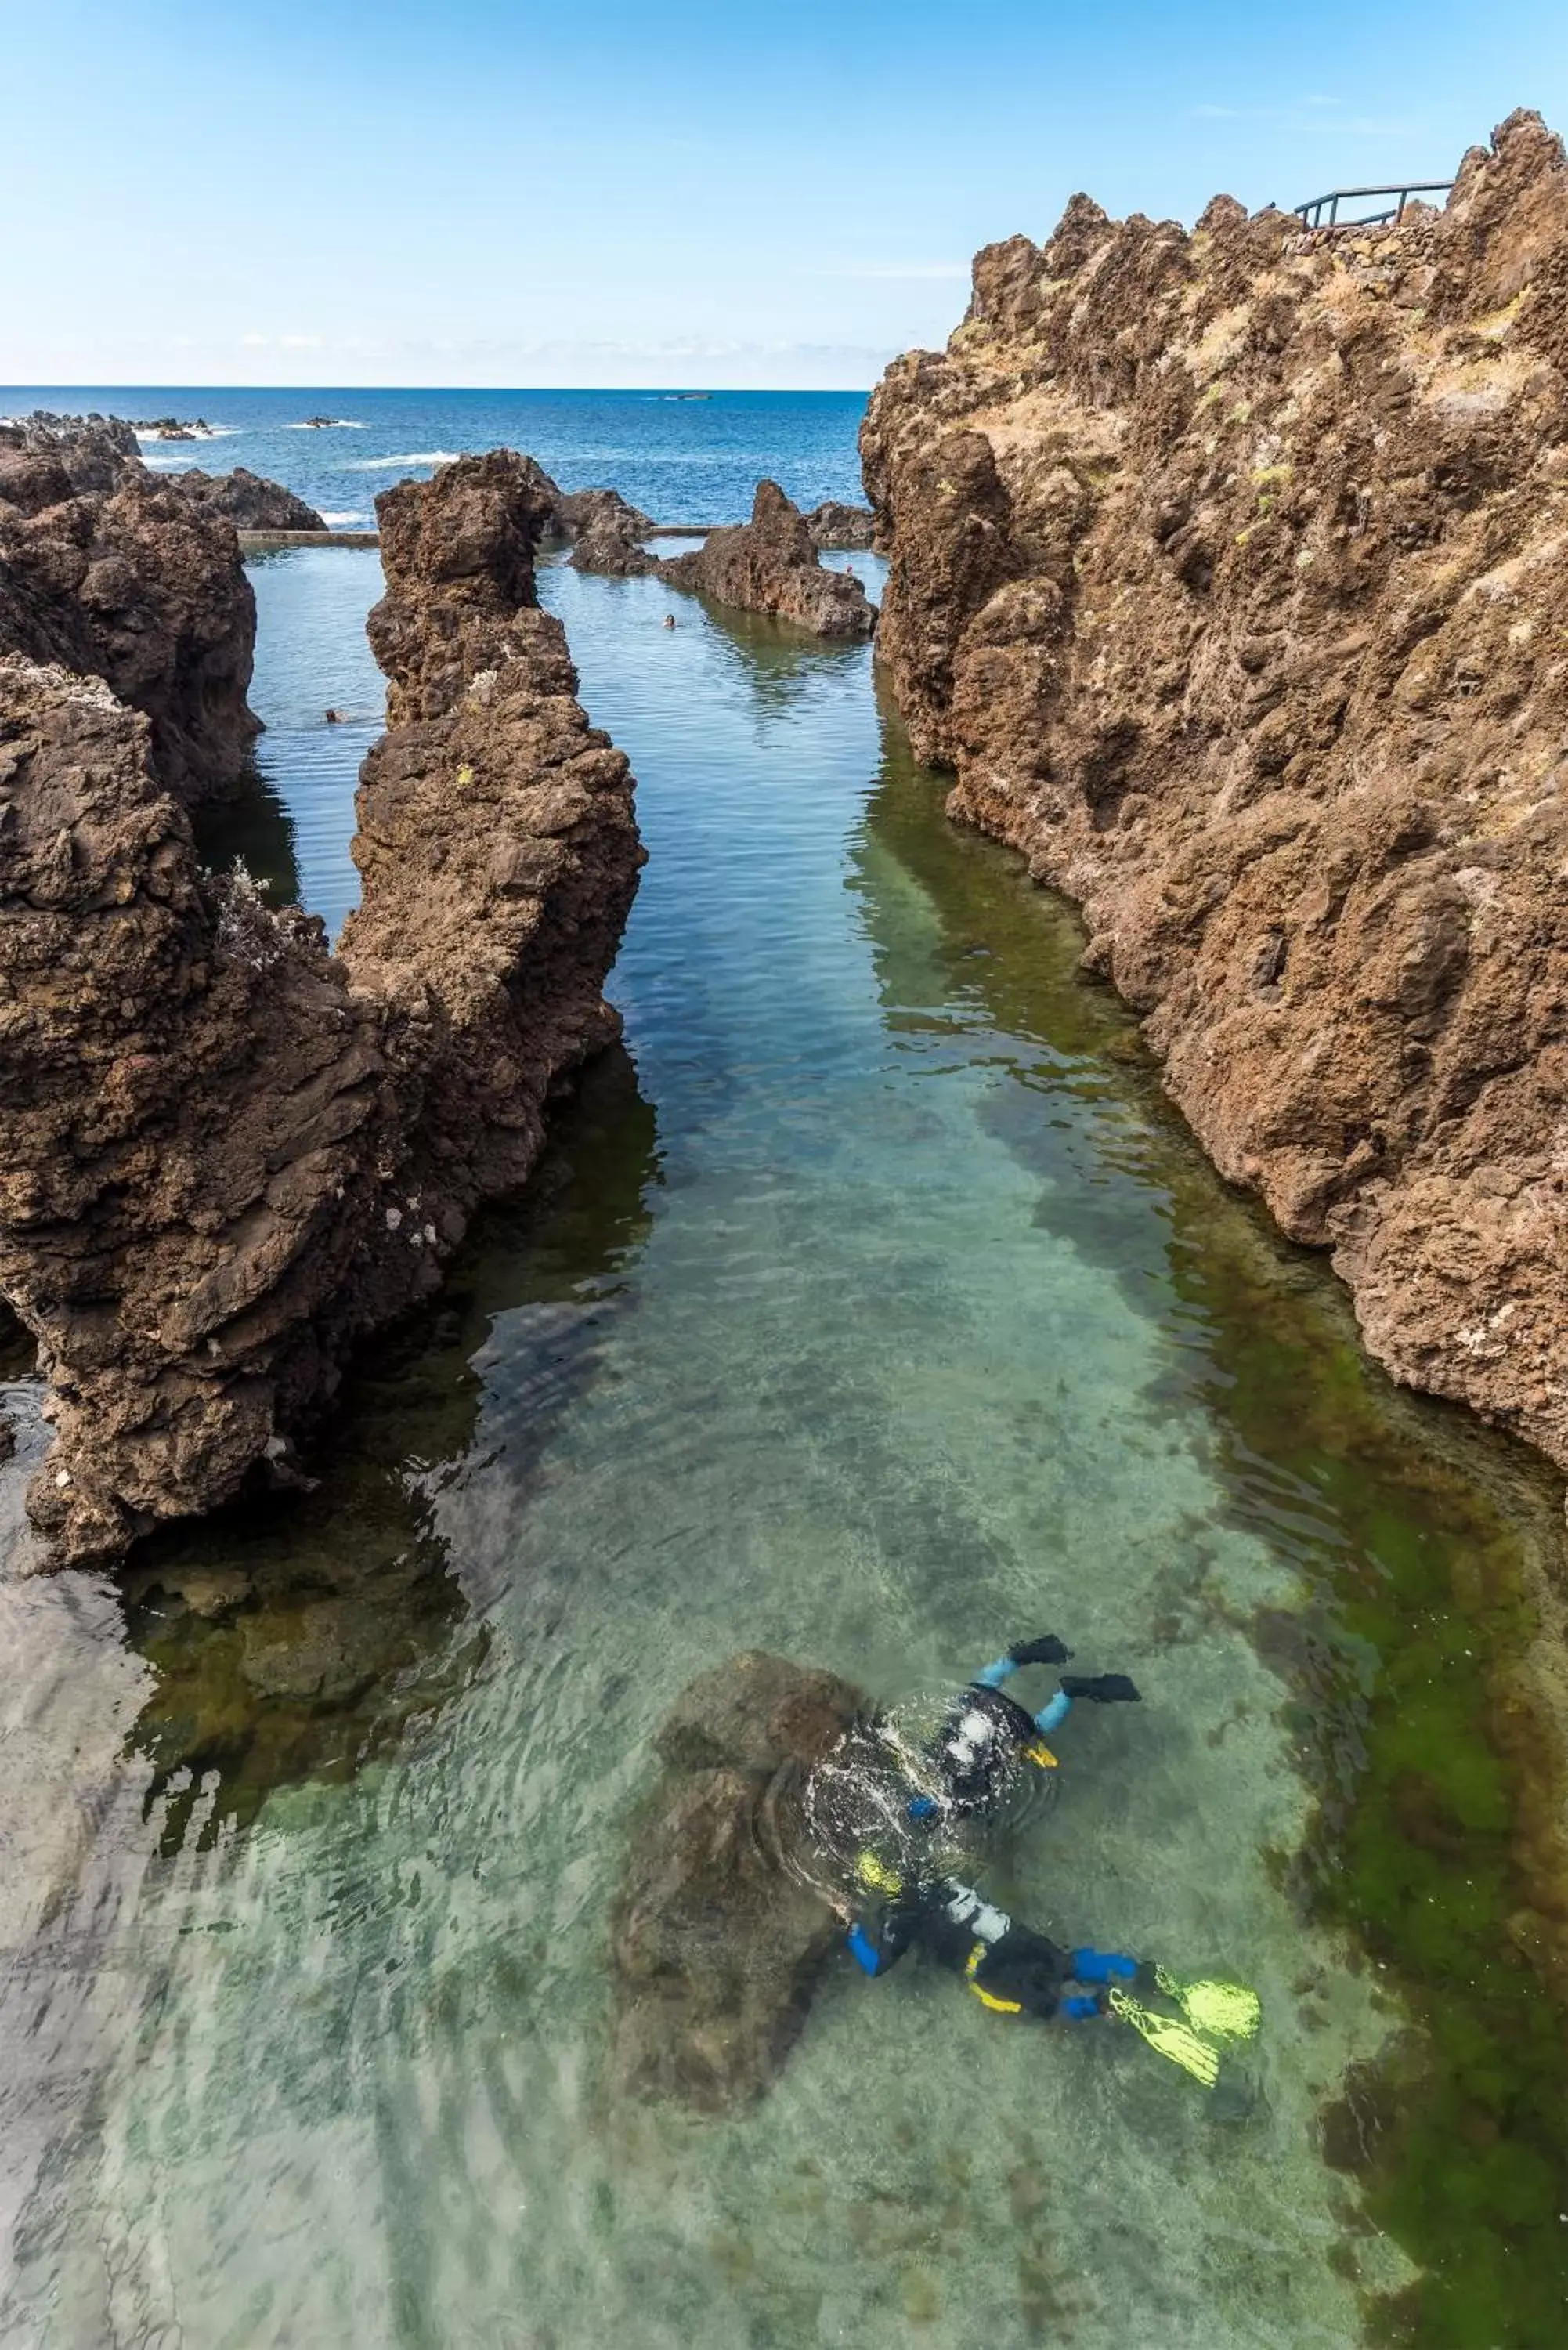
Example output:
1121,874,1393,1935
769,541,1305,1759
0,452,642,1564
0,428,261,799
862,110,1568,1475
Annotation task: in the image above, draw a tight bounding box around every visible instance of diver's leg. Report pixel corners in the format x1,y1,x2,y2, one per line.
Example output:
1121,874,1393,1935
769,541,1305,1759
1068,1947,1140,1985
965,1925,1077,2020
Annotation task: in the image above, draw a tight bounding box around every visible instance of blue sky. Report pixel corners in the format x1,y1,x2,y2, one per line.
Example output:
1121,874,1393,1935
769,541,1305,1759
3,0,1565,388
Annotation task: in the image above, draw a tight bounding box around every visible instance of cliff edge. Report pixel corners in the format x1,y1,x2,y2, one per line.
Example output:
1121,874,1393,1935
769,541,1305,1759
862,110,1568,1478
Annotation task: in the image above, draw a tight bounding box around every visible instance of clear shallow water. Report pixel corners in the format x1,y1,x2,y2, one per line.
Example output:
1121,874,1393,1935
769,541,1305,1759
2,504,1567,2344
0,387,869,528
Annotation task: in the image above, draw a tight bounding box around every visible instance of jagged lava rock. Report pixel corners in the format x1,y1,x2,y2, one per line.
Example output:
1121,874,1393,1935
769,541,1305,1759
862,110,1568,1477
0,655,392,1562
660,480,876,637
564,488,658,577
0,426,259,798
611,1652,864,2112
465,457,656,573
342,450,645,1202
804,498,876,551
172,467,327,533
0,452,642,1564
2,412,139,493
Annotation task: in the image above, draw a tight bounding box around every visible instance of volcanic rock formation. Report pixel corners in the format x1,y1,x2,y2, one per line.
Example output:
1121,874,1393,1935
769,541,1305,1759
660,481,877,637
0,424,260,798
172,467,327,533
2,412,140,493
804,499,876,551
611,1651,863,2112
862,109,1568,1477
562,486,658,577
0,451,641,1565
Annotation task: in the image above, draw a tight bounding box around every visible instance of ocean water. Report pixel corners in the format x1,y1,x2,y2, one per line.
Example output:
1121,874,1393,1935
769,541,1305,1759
0,386,870,530
1,403,1566,2349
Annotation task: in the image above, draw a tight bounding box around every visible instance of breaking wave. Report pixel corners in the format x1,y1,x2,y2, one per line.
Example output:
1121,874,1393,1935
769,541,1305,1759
344,450,461,470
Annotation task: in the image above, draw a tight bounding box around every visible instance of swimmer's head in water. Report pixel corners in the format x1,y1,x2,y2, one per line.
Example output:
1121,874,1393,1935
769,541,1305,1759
926,1683,1045,1820
794,1685,1053,1900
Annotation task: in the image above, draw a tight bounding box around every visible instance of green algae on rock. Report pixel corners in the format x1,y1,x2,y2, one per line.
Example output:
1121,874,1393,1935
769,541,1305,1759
861,110,1568,1504
858,700,1568,2345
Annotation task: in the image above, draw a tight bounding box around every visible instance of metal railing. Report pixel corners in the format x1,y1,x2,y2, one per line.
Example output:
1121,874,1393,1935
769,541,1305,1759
1293,181,1453,231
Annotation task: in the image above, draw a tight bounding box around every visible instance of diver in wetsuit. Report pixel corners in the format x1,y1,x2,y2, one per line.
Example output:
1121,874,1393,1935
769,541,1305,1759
909,1632,1142,1828
845,1633,1145,2023
847,1869,1142,2019
836,1637,1263,2083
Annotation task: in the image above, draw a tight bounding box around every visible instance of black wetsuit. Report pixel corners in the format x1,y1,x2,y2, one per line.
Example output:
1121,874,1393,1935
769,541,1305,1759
848,1875,1123,2020
844,1638,1145,2020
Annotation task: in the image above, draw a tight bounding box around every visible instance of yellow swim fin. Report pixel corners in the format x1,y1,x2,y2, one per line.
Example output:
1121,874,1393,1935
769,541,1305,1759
1107,1990,1221,2088
1155,1969,1262,2045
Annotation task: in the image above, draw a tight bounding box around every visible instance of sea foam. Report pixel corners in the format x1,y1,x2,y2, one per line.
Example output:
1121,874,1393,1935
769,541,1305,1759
345,450,462,470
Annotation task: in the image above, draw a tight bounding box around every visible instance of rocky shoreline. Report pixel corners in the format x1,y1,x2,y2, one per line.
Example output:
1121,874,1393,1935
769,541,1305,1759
0,409,874,1564
862,109,1568,1493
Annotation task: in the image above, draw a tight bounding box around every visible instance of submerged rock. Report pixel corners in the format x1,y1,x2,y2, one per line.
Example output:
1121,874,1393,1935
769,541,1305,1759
0,423,260,798
659,481,877,638
0,452,643,1565
611,1652,863,2112
861,109,1568,1480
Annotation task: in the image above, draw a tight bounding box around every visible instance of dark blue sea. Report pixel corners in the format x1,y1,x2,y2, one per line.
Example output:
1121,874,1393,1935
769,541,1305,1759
0,386,869,528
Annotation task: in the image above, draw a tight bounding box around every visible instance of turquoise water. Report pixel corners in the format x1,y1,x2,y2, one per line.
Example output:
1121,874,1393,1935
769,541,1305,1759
2,527,1566,2344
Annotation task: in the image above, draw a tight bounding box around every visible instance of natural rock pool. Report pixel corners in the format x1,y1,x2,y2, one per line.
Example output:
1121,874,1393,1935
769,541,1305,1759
2,547,1566,2347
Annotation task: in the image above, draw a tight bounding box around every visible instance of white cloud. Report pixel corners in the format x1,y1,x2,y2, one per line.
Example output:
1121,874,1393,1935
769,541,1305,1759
1190,99,1415,140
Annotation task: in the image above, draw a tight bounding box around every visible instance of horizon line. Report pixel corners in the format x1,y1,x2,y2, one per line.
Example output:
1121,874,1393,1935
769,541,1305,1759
0,381,886,397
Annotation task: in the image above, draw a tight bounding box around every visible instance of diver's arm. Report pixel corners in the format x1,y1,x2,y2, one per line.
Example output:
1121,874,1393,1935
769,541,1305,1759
847,1902,919,1979
1037,1674,1143,1731
973,1633,1072,1690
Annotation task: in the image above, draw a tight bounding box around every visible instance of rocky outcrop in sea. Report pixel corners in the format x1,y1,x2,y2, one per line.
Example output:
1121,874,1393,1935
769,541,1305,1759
551,486,653,577
0,451,642,1565
804,499,876,551
172,467,327,533
660,481,876,637
0,421,261,797
861,109,1568,1477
